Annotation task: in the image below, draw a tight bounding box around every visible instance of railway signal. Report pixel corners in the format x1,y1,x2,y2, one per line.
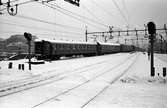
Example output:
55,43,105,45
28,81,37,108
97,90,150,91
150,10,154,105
24,32,32,70
0,0,2,5
147,22,156,77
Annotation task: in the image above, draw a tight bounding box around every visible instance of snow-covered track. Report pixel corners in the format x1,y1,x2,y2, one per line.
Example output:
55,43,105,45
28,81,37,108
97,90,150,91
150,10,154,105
81,54,137,108
0,54,127,97
31,53,137,108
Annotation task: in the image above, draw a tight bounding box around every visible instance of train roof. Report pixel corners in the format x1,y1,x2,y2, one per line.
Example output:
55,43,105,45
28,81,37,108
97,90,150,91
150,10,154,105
35,38,97,45
98,42,120,46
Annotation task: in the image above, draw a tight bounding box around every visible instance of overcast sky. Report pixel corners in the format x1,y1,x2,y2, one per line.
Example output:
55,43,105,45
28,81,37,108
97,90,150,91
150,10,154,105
0,0,167,42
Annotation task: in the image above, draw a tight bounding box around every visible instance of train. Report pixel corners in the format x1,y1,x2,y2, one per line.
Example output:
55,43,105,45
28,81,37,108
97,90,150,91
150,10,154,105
34,39,137,60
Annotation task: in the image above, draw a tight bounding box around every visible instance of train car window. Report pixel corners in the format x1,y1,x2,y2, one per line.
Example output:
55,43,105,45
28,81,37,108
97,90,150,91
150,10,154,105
83,45,86,49
75,45,77,50
64,44,67,50
58,44,61,50
66,44,68,50
78,45,80,49
60,44,63,50
73,45,75,50
69,44,72,50
62,44,64,49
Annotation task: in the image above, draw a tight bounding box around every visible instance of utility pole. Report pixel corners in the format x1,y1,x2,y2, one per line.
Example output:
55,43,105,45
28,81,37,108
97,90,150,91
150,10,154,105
131,39,134,45
144,24,147,36
160,34,163,53
85,26,88,42
135,28,139,47
109,26,113,39
141,38,144,48
147,22,156,77
102,32,106,43
164,24,167,53
117,31,120,43
125,39,127,44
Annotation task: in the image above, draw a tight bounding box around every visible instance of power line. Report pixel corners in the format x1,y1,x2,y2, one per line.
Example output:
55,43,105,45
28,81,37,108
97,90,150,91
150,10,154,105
1,0,107,30
0,0,36,11
47,2,108,29
81,3,108,27
0,21,83,35
91,0,115,17
37,1,106,30
112,0,129,26
52,3,108,28
0,30,84,38
8,13,83,30
122,0,130,21
90,0,124,29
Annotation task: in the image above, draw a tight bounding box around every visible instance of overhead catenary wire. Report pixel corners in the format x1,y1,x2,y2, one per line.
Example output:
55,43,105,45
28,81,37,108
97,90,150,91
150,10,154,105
81,3,108,28
122,0,130,23
1,0,108,31
0,21,83,35
0,0,36,11
0,30,84,39
52,2,108,28
91,0,115,18
90,0,124,29
46,2,107,30
112,0,129,26
4,13,83,31
37,1,107,31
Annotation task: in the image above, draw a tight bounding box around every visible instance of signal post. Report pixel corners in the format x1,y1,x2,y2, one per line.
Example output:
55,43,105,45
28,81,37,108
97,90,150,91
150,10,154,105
24,32,32,70
147,22,156,77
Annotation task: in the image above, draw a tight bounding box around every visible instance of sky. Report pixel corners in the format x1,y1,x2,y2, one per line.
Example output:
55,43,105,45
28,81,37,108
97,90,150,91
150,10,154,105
0,0,167,44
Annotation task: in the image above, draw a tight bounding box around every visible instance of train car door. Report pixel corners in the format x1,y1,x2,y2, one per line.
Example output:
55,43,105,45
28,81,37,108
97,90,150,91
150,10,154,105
96,42,101,55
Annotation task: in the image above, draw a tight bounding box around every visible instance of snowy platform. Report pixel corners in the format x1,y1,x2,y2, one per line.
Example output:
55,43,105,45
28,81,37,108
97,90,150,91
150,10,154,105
0,52,167,108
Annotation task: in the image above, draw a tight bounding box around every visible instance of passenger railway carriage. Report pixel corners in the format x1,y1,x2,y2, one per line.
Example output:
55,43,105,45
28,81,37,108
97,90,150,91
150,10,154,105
34,39,135,60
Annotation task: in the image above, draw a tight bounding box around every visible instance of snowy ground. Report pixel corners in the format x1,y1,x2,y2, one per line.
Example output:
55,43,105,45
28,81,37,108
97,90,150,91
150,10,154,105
0,52,167,108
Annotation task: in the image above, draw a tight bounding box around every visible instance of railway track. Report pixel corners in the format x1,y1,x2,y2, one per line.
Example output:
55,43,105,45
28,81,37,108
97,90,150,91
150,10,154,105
31,53,138,108
81,54,137,108
0,53,128,97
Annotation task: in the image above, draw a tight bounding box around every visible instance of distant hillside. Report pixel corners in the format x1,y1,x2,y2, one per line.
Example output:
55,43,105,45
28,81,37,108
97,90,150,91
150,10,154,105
0,38,4,41
2,34,37,54
5,34,37,45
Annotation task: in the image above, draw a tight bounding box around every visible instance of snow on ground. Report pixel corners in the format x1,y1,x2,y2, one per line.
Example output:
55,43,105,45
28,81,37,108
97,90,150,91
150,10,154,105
0,52,167,108
84,53,167,108
0,59,33,83
155,53,167,63
0,53,136,108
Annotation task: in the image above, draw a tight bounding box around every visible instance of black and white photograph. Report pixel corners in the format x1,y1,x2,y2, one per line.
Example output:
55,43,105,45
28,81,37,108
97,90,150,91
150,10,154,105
0,0,167,108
